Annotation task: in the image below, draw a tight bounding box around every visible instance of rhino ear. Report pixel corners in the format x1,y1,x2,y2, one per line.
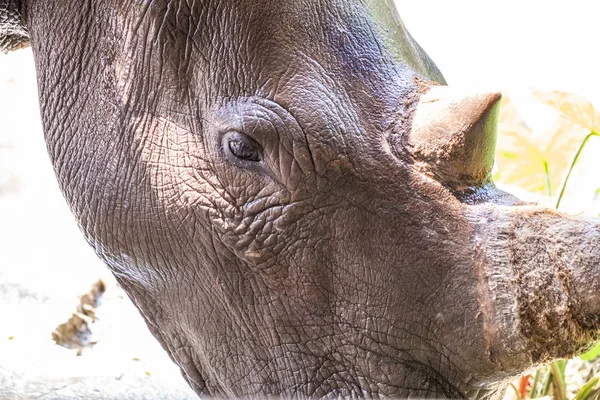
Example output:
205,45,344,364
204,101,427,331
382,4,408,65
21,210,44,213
1,0,29,53
404,86,501,191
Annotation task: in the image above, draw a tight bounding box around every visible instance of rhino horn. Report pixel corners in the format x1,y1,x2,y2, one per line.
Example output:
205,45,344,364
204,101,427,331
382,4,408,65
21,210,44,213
404,86,502,191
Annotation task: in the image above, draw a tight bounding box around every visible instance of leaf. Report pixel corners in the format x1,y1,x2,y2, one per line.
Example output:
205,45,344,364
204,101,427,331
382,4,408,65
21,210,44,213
495,96,544,192
498,95,532,130
532,90,600,133
574,375,600,400
495,95,589,196
580,342,600,361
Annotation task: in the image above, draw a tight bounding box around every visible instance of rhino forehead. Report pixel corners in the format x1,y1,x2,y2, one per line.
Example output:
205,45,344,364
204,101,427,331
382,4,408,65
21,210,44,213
126,1,442,99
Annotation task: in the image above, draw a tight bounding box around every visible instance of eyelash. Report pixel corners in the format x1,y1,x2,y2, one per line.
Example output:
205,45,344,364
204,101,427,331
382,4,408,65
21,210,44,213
222,131,264,165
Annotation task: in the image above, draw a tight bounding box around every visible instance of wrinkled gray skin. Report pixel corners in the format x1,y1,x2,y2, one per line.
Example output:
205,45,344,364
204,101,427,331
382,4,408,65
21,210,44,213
3,0,600,398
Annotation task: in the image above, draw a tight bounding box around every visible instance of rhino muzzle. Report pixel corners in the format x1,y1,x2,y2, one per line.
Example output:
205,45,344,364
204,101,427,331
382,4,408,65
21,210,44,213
406,83,600,388
474,207,600,368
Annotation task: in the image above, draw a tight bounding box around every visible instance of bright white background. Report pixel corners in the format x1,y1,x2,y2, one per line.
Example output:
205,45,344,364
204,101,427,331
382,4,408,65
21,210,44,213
398,0,600,107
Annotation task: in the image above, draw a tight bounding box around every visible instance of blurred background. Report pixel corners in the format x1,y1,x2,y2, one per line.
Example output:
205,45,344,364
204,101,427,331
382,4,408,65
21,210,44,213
1,1,599,398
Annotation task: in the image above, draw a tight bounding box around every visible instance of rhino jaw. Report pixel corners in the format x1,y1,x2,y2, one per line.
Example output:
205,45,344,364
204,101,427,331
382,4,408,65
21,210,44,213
404,86,501,191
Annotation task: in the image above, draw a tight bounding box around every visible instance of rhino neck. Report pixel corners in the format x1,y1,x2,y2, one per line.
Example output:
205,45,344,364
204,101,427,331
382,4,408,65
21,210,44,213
473,205,600,374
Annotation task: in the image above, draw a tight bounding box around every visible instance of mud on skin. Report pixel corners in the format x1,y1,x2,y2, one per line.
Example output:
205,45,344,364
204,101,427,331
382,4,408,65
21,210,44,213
2,0,600,398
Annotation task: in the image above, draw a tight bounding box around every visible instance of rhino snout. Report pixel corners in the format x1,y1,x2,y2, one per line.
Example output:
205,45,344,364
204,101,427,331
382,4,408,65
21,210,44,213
473,205,600,370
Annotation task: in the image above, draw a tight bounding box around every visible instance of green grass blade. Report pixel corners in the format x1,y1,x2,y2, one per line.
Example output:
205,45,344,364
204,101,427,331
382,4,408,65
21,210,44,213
530,369,543,398
544,160,552,197
550,360,568,400
555,131,599,209
542,367,553,396
574,375,600,400
509,383,524,400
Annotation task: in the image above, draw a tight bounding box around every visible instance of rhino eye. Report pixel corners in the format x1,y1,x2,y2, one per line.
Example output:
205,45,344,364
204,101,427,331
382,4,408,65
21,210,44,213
222,131,263,163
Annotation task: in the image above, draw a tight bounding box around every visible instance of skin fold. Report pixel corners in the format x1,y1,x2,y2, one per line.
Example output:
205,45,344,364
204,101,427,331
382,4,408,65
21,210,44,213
2,0,600,398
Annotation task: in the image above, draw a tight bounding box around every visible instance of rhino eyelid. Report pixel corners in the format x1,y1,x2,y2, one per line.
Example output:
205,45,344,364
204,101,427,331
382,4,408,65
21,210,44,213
221,131,265,167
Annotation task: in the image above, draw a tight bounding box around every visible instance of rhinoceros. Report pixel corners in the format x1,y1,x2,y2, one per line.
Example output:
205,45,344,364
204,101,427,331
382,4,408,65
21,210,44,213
2,0,599,398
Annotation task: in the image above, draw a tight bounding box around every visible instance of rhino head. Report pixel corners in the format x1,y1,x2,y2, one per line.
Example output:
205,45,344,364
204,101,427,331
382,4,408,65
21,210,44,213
2,0,599,397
